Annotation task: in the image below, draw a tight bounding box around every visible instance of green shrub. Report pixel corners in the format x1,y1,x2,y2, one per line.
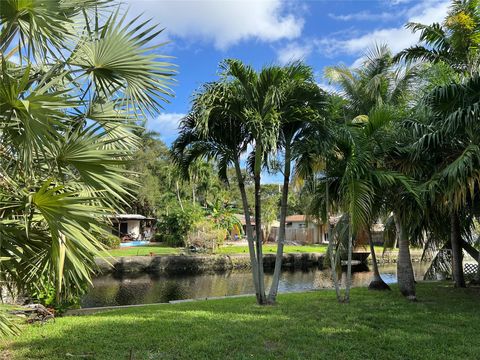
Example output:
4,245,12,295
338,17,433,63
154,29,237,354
187,220,227,252
156,206,201,247
99,233,121,249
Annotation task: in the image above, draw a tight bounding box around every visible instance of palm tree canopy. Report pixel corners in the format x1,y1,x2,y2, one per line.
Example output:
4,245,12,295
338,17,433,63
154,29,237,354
0,0,175,321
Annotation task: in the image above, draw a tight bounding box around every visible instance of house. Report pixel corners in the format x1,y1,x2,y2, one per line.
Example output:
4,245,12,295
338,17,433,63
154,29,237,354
284,214,328,244
231,214,256,240
110,214,155,241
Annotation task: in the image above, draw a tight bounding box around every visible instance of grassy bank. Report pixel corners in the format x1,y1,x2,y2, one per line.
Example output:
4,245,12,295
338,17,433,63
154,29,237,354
101,243,330,257
102,243,395,257
103,243,180,257
3,283,479,359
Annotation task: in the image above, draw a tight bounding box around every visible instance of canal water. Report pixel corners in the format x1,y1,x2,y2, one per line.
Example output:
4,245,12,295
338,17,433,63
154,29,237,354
81,263,430,308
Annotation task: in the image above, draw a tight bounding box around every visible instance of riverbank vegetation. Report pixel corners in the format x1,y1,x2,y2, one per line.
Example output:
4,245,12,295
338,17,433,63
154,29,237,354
0,0,175,328
3,283,480,360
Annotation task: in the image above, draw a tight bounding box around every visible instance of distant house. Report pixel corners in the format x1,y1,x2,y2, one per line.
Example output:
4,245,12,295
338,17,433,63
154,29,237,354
110,214,155,241
285,215,327,244
231,214,255,239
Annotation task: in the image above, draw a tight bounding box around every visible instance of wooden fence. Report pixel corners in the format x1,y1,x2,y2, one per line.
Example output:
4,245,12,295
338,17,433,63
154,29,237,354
289,228,315,244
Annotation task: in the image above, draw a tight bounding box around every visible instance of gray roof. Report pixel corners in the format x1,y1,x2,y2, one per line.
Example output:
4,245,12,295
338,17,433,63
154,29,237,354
111,214,146,220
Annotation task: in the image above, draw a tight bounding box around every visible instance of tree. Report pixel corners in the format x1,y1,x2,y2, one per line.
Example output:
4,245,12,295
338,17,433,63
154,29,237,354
172,81,263,302
395,0,480,75
268,64,327,303
324,45,421,298
128,128,170,216
0,0,174,332
395,0,480,287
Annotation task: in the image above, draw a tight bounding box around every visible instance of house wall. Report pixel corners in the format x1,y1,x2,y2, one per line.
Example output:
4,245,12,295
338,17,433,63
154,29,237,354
126,220,141,237
283,221,324,244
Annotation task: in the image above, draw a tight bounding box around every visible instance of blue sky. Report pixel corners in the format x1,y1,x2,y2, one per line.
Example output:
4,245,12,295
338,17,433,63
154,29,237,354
127,0,450,181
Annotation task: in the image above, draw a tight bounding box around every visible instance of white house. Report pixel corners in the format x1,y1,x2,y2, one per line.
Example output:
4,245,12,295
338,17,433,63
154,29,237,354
110,214,154,240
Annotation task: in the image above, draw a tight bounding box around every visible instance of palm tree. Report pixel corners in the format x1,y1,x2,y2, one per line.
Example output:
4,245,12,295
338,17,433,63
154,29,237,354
172,81,263,302
406,72,480,287
395,0,480,75
220,60,288,304
175,61,321,304
0,0,174,332
267,64,327,303
325,45,421,297
394,0,480,286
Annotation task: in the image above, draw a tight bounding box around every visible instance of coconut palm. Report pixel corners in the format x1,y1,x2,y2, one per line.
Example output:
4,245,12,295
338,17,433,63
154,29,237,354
0,0,174,332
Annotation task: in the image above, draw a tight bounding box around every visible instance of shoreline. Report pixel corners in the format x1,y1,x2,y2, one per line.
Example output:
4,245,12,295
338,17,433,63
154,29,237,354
95,251,431,275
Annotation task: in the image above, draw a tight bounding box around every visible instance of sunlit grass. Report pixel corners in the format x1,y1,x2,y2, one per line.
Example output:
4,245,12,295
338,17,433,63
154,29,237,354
3,283,480,359
216,244,329,254
102,243,401,257
102,244,180,257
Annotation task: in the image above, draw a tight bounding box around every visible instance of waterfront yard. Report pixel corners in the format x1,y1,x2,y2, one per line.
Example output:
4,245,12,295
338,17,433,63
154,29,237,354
3,283,479,359
102,243,396,257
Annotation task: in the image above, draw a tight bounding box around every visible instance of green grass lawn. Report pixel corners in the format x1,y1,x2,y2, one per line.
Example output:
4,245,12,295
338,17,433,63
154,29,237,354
3,283,479,359
102,243,330,257
216,244,329,254
103,243,396,257
102,243,180,257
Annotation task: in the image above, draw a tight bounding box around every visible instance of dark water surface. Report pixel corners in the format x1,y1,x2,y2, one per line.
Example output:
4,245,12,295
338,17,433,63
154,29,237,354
81,263,429,308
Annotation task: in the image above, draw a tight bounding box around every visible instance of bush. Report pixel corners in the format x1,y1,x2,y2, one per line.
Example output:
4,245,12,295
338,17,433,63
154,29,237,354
156,206,201,247
187,220,227,252
99,233,121,249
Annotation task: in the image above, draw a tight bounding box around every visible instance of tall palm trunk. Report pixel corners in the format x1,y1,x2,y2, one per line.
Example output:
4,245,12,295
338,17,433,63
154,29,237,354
192,184,196,205
175,181,184,211
233,160,260,298
367,226,390,290
254,147,267,304
393,213,416,300
344,216,353,303
450,212,465,288
325,179,342,302
267,145,291,303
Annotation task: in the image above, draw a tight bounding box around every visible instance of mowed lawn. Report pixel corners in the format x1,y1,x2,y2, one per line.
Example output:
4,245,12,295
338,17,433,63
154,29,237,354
3,283,480,359
216,244,329,254
101,243,330,257
102,243,396,257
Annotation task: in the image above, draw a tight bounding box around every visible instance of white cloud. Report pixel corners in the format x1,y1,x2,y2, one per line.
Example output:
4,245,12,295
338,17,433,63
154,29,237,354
147,112,185,144
276,42,312,64
328,11,397,22
320,0,450,56
126,0,304,50
389,0,414,4
317,82,338,94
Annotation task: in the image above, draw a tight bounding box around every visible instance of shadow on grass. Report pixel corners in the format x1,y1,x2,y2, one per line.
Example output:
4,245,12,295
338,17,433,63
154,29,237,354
8,284,480,360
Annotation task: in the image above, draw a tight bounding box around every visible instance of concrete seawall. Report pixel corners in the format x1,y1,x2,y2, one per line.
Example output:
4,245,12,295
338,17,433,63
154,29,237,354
95,252,430,275
95,253,325,275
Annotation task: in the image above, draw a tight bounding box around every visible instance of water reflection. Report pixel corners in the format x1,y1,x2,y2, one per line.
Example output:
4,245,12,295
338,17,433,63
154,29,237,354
82,263,430,308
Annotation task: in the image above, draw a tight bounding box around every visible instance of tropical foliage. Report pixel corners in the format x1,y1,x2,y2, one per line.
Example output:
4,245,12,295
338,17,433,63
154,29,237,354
2,1,480,336
0,0,174,327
